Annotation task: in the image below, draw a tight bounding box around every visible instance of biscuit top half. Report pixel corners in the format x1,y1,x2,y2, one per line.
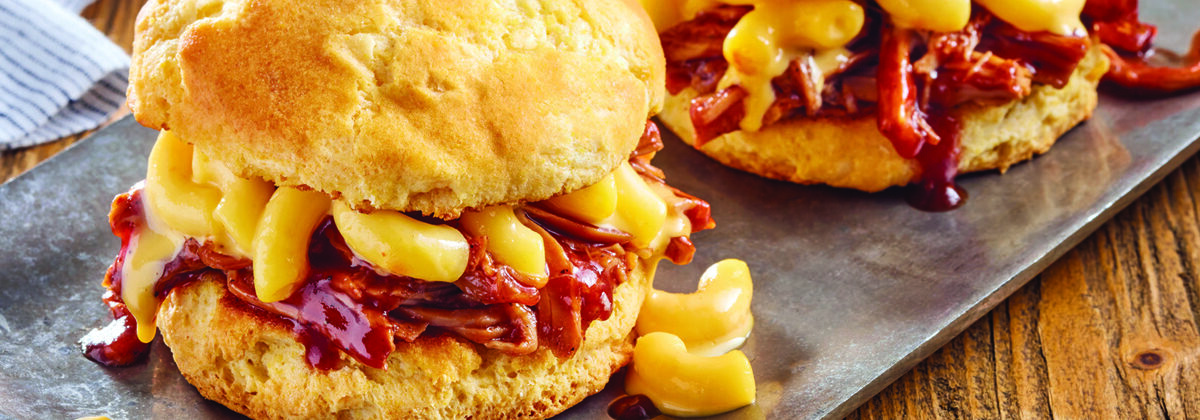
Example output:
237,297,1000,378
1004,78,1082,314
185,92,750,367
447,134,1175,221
128,0,665,218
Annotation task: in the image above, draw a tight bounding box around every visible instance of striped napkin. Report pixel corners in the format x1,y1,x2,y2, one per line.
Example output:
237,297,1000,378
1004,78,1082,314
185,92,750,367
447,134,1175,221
0,0,129,151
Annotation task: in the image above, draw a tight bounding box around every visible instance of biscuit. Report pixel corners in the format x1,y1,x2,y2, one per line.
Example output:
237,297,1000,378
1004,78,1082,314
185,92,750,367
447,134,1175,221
156,261,652,420
128,0,665,217
658,46,1109,192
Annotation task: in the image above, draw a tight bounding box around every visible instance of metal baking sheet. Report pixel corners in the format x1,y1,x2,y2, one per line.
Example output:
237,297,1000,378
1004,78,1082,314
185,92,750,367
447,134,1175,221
3,5,1200,419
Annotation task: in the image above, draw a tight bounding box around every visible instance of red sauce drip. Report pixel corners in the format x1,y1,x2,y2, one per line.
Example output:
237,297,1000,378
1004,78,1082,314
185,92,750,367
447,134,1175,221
607,394,662,420
218,287,346,371
906,112,967,212
877,26,938,159
1100,31,1200,95
81,290,150,367
226,270,396,370
82,190,150,367
225,272,353,371
294,321,341,370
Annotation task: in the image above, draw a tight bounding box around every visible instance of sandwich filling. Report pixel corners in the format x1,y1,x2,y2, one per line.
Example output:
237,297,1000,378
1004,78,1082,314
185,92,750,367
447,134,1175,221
84,121,714,370
654,0,1200,210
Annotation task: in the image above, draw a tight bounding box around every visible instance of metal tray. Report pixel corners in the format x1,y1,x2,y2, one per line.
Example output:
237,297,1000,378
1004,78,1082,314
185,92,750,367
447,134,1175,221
3,4,1200,419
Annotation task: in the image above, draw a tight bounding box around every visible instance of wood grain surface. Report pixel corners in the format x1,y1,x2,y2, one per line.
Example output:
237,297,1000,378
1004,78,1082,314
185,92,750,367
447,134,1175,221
850,159,1200,419
4,0,1198,418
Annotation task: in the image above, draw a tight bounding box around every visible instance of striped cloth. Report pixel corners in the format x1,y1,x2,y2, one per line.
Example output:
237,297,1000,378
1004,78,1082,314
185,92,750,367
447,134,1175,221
0,0,129,151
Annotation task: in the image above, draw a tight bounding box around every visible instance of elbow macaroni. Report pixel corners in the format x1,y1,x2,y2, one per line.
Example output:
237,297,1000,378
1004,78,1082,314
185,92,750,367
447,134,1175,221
626,332,756,417
628,259,757,417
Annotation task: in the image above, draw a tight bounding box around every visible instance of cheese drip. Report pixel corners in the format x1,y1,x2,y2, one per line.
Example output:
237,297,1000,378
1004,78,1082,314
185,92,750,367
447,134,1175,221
124,132,689,341
626,332,756,417
637,259,753,356
120,196,184,343
124,133,213,343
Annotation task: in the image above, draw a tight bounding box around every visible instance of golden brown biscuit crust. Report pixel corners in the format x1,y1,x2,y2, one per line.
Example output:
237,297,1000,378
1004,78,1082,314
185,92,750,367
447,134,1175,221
155,262,654,420
129,0,665,217
658,47,1110,192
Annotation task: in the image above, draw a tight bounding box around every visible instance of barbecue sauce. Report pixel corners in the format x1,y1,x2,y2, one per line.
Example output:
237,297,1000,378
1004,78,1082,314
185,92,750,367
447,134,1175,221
906,112,967,212
82,191,151,367
81,291,150,367
607,394,661,420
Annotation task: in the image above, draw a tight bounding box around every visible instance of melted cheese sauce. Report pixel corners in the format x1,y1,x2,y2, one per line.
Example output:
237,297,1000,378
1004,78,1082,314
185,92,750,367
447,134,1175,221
121,131,691,343
120,193,185,343
876,0,971,32
647,0,1090,130
974,0,1086,36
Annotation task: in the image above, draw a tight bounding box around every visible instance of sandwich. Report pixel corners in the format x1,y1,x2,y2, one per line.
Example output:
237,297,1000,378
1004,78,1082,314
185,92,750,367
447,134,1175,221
81,0,714,418
648,0,1200,210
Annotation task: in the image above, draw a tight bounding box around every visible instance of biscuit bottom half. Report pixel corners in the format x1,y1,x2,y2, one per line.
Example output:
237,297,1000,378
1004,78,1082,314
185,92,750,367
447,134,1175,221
659,47,1110,192
156,263,653,420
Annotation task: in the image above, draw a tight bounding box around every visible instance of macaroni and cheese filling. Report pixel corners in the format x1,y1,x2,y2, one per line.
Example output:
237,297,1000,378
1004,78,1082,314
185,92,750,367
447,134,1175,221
85,121,715,370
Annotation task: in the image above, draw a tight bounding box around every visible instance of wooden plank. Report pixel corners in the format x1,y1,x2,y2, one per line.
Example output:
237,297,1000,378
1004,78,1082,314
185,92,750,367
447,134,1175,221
850,158,1200,418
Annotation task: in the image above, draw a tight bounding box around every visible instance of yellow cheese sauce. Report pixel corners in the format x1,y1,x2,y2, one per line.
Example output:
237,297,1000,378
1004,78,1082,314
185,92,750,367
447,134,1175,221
119,192,184,343
876,0,972,33
647,0,1089,130
626,259,757,417
121,131,691,343
974,0,1086,36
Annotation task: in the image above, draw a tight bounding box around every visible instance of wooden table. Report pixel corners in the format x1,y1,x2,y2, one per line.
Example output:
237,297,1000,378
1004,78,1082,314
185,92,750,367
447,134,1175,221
5,1,1197,418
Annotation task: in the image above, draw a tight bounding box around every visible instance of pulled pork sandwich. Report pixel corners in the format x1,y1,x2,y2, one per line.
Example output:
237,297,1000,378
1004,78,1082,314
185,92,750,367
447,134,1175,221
649,0,1200,210
80,0,714,418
